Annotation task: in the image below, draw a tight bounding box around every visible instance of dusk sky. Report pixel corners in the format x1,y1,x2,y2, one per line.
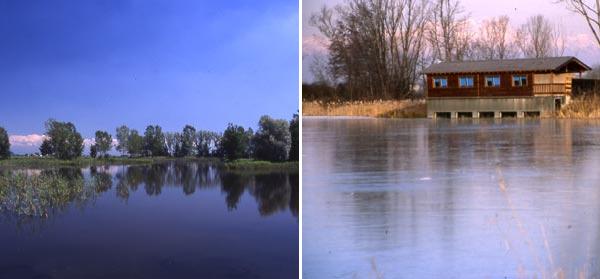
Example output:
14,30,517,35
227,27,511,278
303,0,600,81
0,0,298,154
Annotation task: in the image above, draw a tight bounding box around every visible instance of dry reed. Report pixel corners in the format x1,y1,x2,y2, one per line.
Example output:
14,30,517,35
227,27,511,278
559,94,600,118
302,100,426,118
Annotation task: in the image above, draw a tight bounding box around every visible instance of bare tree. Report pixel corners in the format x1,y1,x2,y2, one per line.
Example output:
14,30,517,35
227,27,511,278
551,24,566,56
310,0,430,100
515,15,560,58
473,16,516,60
426,0,471,62
309,54,336,86
560,0,600,47
585,64,600,78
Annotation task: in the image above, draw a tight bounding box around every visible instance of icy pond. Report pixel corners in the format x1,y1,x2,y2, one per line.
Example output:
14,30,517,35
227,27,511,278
303,117,600,278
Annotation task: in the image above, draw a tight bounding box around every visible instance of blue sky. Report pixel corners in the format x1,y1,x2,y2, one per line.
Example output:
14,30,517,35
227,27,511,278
0,0,298,153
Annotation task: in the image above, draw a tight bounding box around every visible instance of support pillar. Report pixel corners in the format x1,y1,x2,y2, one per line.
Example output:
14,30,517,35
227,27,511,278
494,111,502,118
451,112,458,119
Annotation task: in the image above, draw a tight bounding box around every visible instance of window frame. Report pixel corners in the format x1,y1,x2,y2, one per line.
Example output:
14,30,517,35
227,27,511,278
432,77,448,88
512,75,528,87
485,75,501,87
458,76,474,88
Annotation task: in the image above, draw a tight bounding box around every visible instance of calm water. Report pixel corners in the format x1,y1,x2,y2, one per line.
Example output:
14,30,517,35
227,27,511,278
0,162,298,279
303,117,600,278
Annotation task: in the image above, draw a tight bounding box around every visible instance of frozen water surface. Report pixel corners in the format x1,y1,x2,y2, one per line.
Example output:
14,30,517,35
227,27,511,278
303,118,600,278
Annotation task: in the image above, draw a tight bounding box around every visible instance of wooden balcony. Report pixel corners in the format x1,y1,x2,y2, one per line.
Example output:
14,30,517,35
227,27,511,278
533,83,571,95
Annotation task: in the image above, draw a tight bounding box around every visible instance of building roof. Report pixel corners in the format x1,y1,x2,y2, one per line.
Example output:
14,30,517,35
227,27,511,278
423,56,591,74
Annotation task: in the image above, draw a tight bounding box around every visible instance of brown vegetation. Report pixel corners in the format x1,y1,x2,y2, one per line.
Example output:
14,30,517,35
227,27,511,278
559,93,600,118
303,100,426,118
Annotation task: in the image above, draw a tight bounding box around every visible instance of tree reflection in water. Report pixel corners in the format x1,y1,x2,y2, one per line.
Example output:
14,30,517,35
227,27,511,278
0,162,298,230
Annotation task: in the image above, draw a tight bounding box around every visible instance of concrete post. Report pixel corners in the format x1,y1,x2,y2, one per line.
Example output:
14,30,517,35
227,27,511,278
517,111,524,118
472,111,479,118
451,112,458,119
494,111,501,118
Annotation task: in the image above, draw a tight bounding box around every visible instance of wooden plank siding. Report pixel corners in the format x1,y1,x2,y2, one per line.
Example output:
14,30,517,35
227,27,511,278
427,72,535,98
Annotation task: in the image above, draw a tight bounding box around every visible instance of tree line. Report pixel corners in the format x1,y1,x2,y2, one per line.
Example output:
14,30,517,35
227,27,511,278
0,113,299,162
305,0,600,101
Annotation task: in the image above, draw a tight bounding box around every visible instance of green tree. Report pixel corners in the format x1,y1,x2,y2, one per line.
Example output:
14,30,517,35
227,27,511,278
196,130,220,157
90,144,97,158
0,127,10,159
289,113,299,161
245,127,254,158
181,125,196,157
165,132,177,157
127,129,143,157
174,132,183,157
44,119,84,160
115,125,130,156
252,115,291,162
143,125,167,156
211,133,223,157
219,124,250,161
94,130,112,157
40,139,53,156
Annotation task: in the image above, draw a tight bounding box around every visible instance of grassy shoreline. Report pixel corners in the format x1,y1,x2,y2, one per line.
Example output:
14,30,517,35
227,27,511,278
0,156,298,172
302,100,426,118
222,159,299,172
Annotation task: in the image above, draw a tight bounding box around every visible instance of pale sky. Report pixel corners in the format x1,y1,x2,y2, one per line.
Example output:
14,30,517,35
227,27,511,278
302,0,600,81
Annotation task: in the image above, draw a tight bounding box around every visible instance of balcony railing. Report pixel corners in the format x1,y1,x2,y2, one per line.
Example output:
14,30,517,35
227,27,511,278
533,83,571,95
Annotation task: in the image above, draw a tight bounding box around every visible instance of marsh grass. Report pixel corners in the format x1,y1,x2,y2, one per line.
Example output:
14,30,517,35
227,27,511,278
0,171,96,217
302,100,426,118
559,93,600,118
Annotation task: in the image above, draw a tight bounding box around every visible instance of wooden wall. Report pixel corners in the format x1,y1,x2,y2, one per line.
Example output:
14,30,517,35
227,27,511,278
427,72,533,98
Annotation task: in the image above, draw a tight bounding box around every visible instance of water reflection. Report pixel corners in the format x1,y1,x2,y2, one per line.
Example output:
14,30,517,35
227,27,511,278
303,118,600,278
0,162,298,227
0,162,298,279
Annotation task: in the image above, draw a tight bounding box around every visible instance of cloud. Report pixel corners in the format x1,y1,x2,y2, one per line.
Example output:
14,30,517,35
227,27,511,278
303,35,329,56
9,134,47,147
9,134,118,148
83,138,95,147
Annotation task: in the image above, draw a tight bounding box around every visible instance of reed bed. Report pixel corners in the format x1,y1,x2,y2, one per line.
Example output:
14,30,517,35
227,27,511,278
559,94,600,119
0,172,96,217
302,100,426,118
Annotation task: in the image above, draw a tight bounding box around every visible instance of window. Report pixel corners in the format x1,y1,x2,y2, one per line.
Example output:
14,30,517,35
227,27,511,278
485,76,500,87
512,75,527,87
433,77,448,88
459,76,474,88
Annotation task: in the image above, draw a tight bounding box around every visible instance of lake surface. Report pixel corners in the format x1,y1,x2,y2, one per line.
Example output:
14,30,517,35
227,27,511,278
303,117,600,278
0,161,298,279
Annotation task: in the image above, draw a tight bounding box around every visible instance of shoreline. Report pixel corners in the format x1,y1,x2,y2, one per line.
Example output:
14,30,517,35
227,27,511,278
302,100,426,118
303,97,600,119
0,156,299,172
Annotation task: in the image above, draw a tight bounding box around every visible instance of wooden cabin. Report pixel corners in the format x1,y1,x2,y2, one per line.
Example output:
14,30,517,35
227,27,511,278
423,56,591,118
